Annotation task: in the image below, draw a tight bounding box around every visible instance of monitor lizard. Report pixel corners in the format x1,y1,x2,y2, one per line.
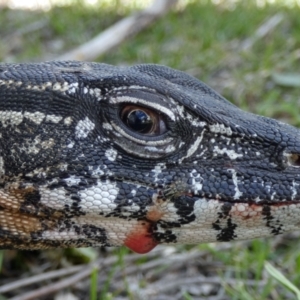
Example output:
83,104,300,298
0,61,299,253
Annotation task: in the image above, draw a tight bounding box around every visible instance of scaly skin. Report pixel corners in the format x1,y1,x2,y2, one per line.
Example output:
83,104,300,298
0,61,300,253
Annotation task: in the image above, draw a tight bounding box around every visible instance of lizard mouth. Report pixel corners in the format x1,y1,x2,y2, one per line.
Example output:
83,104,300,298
142,196,300,248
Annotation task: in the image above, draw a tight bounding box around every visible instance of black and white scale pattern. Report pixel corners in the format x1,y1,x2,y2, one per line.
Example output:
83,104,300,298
0,61,300,252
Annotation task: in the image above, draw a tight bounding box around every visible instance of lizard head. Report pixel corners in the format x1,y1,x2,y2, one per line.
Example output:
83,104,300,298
1,61,300,252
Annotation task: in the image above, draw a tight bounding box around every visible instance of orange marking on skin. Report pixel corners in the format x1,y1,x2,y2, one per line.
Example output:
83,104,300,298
0,186,37,211
230,202,297,221
230,203,263,220
146,207,164,222
0,187,59,239
0,191,22,211
146,192,169,222
124,220,158,254
0,210,42,235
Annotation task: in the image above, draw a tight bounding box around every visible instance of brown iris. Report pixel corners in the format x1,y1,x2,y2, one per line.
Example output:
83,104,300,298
120,105,167,135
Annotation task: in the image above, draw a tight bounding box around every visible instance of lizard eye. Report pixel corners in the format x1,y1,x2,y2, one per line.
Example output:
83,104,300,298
106,90,177,158
286,153,300,167
120,105,167,135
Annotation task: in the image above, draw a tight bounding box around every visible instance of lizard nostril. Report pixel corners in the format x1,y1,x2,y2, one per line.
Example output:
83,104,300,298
286,153,300,167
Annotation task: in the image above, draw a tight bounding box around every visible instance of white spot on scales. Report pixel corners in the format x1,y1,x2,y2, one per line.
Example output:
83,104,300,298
291,181,299,200
105,148,118,161
213,146,243,160
228,169,243,199
209,123,232,136
75,117,95,139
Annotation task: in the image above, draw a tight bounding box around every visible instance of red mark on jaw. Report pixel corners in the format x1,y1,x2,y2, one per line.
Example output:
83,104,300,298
124,220,158,254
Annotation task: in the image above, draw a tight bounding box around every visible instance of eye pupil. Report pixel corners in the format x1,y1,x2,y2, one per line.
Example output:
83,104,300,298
126,109,153,133
119,104,167,136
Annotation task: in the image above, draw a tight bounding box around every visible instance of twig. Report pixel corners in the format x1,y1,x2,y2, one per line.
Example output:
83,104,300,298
143,276,267,295
3,246,168,299
2,19,49,56
57,0,178,61
97,249,210,286
240,13,284,51
9,262,100,300
8,19,48,37
0,265,83,293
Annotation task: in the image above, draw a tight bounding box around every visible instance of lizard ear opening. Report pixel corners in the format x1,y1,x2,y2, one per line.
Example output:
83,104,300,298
286,153,300,167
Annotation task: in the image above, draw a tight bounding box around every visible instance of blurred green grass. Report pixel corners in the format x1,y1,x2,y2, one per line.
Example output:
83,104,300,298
1,0,300,127
1,0,300,299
